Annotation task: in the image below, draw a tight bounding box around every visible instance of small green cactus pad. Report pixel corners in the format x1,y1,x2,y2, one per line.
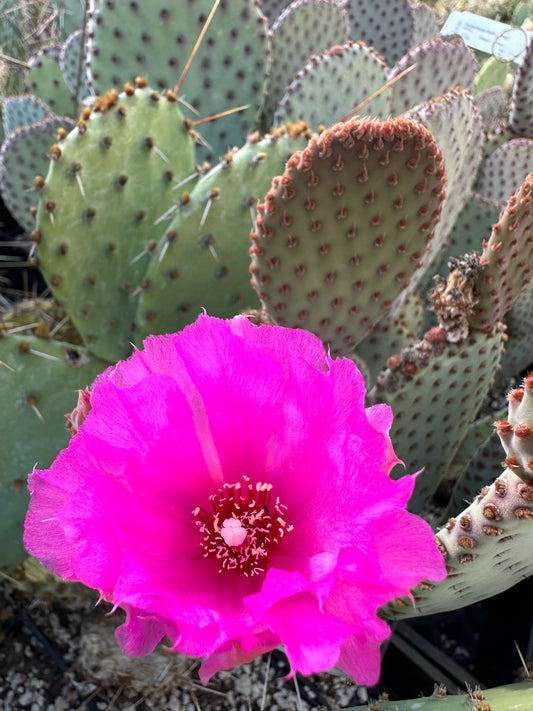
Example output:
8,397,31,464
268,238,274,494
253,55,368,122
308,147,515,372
475,139,533,204
273,41,391,130
0,116,76,232
251,117,446,355
352,682,533,711
389,38,477,117
470,172,533,334
382,467,533,620
410,3,438,48
369,326,506,511
60,30,92,105
0,333,108,568
473,86,507,134
510,35,533,136
354,291,425,385
36,84,196,361
25,45,77,118
432,192,502,280
405,89,484,284
263,0,350,123
344,0,414,66
2,95,51,136
86,0,269,161
444,429,506,522
136,125,310,339
475,54,512,96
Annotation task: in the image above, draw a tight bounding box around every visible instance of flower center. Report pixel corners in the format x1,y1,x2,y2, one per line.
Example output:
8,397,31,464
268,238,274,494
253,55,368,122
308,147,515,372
193,476,293,577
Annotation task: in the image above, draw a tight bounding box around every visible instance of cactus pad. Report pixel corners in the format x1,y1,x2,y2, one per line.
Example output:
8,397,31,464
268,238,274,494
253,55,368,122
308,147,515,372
410,3,438,48
405,89,484,285
470,172,533,334
510,35,533,136
35,84,195,361
0,117,76,231
389,38,476,116
263,0,350,123
344,0,414,66
475,139,533,205
369,326,505,511
273,41,391,130
25,45,76,118
0,332,107,568
60,30,92,105
2,95,51,135
473,86,507,134
136,125,310,340
86,0,269,160
251,117,446,355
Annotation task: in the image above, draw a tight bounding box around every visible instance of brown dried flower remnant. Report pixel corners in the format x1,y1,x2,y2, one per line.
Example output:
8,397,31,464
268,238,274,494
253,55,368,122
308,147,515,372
429,253,482,342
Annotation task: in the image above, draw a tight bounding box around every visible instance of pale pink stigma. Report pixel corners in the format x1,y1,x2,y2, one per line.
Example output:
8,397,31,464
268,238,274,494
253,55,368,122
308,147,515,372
220,518,247,547
194,476,293,577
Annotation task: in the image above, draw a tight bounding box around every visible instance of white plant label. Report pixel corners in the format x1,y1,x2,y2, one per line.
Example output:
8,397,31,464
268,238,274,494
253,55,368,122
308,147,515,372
441,11,531,64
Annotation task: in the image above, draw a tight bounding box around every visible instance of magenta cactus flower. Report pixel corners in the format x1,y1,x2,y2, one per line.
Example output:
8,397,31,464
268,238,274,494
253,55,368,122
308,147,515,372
24,314,446,684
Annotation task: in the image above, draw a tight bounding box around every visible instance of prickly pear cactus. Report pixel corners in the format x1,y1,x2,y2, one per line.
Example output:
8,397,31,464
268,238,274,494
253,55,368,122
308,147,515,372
263,0,350,122
273,41,391,129
0,116,76,231
389,38,477,116
379,377,533,622
0,328,108,568
136,124,311,340
251,116,446,355
351,682,533,711
35,82,196,362
86,0,269,160
343,0,415,66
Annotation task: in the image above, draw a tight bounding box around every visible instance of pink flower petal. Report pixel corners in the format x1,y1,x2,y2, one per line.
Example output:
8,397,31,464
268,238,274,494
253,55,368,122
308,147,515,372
24,314,447,686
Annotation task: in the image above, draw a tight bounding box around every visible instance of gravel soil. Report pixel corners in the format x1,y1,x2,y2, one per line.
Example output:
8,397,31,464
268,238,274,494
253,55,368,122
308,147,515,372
0,574,360,711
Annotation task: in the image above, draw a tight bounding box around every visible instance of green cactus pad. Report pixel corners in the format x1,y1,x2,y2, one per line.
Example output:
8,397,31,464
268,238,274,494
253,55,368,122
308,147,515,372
410,3,438,48
86,0,269,161
136,124,310,339
273,41,391,130
35,84,195,361
0,332,108,568
354,291,425,385
473,86,507,134
0,116,76,231
263,0,350,123
344,0,414,66
470,172,533,334
25,45,77,118
251,117,446,355
510,35,533,136
389,38,477,117
370,326,505,511
2,95,51,135
383,466,533,620
353,682,533,711
475,139,533,204
475,54,512,96
60,29,92,105
405,89,484,286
